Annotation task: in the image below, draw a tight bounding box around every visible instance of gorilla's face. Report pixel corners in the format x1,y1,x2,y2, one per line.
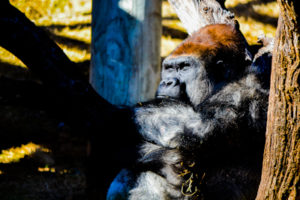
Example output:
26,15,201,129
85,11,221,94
157,56,213,106
156,24,248,107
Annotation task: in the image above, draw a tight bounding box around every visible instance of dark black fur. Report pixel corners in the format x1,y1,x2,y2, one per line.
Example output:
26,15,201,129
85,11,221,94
107,25,271,200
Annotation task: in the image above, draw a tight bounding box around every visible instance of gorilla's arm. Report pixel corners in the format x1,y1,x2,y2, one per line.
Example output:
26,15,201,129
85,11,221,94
124,73,269,199
134,73,268,150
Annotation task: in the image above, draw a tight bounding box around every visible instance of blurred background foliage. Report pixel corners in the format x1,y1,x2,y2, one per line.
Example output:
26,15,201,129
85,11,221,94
0,0,278,199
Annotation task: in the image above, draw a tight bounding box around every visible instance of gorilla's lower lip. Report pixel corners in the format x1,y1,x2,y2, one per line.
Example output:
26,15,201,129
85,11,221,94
155,95,181,101
156,95,171,99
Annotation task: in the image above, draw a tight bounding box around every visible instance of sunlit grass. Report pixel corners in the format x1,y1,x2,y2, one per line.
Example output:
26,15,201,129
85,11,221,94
253,2,279,18
225,0,254,8
162,1,178,19
51,27,91,44
161,36,182,57
162,19,187,34
10,0,91,21
57,43,90,63
37,166,71,174
161,1,185,56
38,166,56,173
50,26,91,62
162,0,185,33
35,15,91,27
0,142,50,164
224,0,278,45
237,16,276,45
0,47,26,68
225,0,279,19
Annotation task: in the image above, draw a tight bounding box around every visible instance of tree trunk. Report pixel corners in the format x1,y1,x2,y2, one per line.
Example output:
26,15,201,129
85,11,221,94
90,0,162,106
256,0,300,199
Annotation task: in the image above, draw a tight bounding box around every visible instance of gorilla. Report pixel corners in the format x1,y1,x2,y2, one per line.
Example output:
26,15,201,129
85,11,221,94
106,24,271,200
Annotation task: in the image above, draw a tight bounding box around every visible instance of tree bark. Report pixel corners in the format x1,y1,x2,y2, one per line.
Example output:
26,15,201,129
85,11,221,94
167,0,234,35
90,0,162,106
256,0,300,199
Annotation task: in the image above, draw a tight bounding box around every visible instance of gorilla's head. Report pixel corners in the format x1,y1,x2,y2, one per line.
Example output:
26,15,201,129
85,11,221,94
156,24,251,107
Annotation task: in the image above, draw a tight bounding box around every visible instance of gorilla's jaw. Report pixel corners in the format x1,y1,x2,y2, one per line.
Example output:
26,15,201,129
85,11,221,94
185,74,214,107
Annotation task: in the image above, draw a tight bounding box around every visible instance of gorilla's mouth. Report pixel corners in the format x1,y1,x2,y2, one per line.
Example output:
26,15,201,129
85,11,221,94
156,95,173,99
155,83,190,104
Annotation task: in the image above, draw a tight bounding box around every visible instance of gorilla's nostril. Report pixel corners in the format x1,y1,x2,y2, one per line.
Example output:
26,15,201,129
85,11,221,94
159,78,180,89
166,78,180,87
167,81,173,86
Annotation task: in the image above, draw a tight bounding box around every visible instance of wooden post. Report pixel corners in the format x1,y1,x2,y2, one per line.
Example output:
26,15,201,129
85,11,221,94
90,0,162,106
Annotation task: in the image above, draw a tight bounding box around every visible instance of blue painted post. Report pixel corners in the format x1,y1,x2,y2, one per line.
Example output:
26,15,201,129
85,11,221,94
90,0,162,106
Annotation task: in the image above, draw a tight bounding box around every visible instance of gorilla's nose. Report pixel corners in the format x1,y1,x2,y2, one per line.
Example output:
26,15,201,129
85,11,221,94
161,78,179,87
156,77,181,99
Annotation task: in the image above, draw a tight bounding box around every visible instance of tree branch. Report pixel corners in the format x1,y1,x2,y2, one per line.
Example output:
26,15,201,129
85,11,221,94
0,2,117,133
0,4,142,196
0,76,45,107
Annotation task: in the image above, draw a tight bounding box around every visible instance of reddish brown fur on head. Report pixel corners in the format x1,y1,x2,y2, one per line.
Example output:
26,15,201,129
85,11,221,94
159,24,250,106
169,24,246,63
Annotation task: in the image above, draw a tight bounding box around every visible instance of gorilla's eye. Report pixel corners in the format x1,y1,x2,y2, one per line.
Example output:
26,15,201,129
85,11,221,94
179,62,191,70
164,64,173,70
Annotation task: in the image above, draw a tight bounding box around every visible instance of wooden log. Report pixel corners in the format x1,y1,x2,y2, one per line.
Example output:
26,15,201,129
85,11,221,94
168,0,235,35
90,0,162,106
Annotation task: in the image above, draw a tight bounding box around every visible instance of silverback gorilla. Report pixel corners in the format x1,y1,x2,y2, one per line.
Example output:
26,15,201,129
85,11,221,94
106,24,271,200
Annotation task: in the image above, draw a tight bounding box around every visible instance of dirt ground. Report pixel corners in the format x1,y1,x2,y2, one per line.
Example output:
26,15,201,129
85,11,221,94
0,103,88,200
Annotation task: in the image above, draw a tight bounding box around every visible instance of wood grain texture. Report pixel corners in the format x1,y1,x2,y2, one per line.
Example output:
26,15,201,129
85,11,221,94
168,0,235,35
90,0,162,106
256,0,300,199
